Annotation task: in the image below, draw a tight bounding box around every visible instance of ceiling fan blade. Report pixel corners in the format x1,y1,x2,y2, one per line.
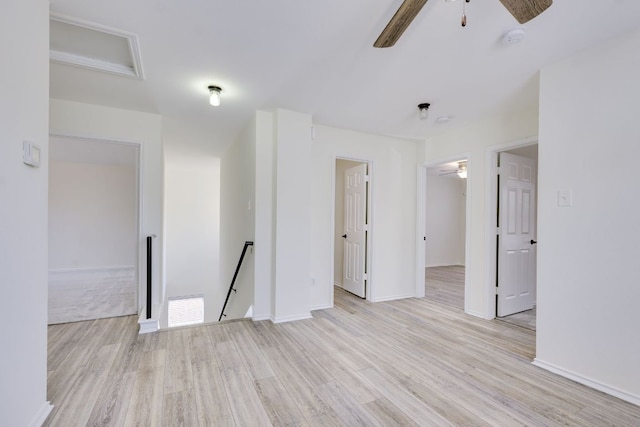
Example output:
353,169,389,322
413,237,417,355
498,0,552,24
374,0,429,48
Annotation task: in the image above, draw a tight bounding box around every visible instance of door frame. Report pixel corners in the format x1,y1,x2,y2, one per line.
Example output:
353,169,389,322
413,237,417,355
484,136,538,319
417,153,472,311
49,132,144,314
330,156,374,303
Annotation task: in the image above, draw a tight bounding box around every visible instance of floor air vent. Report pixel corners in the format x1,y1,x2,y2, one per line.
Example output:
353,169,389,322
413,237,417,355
168,295,204,328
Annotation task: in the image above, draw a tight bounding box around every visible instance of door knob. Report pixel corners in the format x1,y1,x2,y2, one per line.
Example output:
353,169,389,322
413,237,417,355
342,234,347,239
530,239,537,245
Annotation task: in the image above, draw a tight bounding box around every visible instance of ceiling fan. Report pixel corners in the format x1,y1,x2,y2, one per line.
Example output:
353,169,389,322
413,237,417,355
374,0,553,48
439,161,467,178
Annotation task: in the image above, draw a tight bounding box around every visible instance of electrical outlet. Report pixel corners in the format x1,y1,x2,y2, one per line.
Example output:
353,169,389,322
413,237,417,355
311,278,316,286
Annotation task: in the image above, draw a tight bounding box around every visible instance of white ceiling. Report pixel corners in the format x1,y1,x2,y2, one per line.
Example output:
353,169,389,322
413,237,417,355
49,1,640,155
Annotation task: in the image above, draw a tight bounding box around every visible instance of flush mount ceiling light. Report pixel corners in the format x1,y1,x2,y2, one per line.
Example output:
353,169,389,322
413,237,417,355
208,85,222,106
418,103,430,120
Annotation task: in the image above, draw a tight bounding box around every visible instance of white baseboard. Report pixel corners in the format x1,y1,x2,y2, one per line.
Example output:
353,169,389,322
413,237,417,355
271,312,313,324
334,281,343,288
464,309,487,319
252,315,271,321
29,401,53,427
310,303,333,311
138,318,159,334
532,358,640,406
138,305,162,334
371,293,413,303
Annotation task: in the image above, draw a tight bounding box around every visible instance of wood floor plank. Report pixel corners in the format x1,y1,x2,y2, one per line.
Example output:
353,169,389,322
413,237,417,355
45,281,640,427
191,359,235,426
47,320,110,401
356,367,453,426
163,329,193,394
44,371,105,427
220,367,272,427
315,380,382,426
86,370,136,427
262,346,342,425
47,321,91,372
161,389,198,427
226,321,275,380
365,397,420,427
189,324,215,363
254,376,309,426
123,367,164,427
213,339,244,370
425,265,465,309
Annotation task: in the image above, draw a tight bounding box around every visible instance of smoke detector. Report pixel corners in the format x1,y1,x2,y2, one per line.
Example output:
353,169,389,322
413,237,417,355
501,28,526,45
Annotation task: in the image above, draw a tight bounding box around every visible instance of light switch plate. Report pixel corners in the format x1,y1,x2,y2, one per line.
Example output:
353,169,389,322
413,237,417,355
23,140,41,167
558,190,572,207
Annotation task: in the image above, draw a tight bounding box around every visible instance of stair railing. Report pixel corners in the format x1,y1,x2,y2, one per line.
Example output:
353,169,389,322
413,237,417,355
218,241,254,321
146,234,156,319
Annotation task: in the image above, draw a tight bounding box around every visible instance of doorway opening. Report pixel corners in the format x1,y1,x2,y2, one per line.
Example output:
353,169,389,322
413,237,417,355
333,158,372,303
48,135,141,324
423,157,469,310
492,142,538,331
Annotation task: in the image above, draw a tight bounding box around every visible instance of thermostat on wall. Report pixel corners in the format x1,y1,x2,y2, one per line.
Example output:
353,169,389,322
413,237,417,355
23,140,41,167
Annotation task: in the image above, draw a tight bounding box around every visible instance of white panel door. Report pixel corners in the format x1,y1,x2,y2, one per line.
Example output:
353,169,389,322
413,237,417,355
498,152,537,317
343,163,367,298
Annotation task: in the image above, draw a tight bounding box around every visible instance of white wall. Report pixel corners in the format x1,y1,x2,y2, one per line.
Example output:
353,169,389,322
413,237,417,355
49,100,164,312
311,125,418,308
253,109,313,322
535,26,640,404
220,119,256,320
0,0,51,424
272,109,312,322
163,156,220,325
254,111,275,320
334,159,364,286
425,176,466,267
49,161,136,269
419,108,538,317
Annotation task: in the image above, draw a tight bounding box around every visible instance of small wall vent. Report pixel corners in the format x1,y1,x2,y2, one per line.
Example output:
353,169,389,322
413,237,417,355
168,295,204,328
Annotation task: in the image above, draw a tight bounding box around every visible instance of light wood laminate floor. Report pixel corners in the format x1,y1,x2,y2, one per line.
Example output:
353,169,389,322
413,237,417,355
425,265,536,331
45,289,639,426
425,265,465,310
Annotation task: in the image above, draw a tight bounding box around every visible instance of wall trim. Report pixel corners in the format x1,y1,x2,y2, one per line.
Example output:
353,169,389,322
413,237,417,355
29,401,53,427
533,358,640,406
371,293,413,303
464,309,486,319
138,318,159,334
138,308,160,334
252,315,271,322
310,303,333,311
271,313,313,324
